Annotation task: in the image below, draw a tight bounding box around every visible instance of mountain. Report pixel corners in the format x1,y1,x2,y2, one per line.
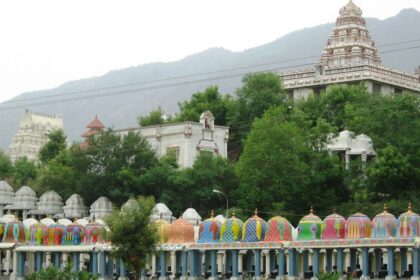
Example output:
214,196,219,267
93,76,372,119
1,9,420,150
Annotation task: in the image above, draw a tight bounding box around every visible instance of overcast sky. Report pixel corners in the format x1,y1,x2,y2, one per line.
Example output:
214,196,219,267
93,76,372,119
0,0,419,103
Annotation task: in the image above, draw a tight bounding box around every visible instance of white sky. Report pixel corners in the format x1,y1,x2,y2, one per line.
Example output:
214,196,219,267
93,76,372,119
0,0,419,103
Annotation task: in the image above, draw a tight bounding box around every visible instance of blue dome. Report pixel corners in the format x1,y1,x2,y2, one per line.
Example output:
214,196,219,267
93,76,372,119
198,211,221,243
242,209,267,242
372,205,397,239
220,213,243,243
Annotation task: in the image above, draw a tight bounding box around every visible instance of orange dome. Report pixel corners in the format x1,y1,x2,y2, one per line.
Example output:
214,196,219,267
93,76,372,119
167,218,195,244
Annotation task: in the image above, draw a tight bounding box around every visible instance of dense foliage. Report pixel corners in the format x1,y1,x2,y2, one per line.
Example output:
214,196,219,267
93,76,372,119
1,73,419,224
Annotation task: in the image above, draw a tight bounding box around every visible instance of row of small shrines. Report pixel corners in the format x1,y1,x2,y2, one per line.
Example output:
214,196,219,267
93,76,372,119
1,202,420,279
1,204,418,247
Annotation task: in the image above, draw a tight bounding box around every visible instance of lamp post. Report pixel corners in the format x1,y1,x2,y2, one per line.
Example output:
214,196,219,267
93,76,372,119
212,189,229,219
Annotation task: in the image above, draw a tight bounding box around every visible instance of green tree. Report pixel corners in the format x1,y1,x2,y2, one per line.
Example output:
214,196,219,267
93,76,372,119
106,196,158,280
367,145,419,200
228,72,286,159
235,106,345,223
0,151,13,179
138,107,171,126
76,129,159,205
166,152,238,217
36,149,77,198
176,86,232,125
38,129,67,165
12,157,37,186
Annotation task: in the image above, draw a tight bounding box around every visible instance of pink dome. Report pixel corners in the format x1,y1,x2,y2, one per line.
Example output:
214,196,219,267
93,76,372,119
322,212,346,239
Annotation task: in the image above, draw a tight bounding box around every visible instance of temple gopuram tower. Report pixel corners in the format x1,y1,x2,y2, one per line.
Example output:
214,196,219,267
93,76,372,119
280,0,420,99
7,110,63,162
320,0,381,67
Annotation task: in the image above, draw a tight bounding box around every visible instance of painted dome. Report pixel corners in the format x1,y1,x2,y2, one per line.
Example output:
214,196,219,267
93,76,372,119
242,209,267,242
372,205,397,238
46,224,66,246
28,223,49,246
346,212,372,239
0,222,5,241
198,211,221,243
62,221,85,245
63,194,88,219
397,203,420,238
182,208,202,225
155,219,170,244
84,220,104,245
322,212,346,239
264,215,293,242
297,207,323,240
151,203,173,222
167,218,195,244
5,186,37,211
339,0,362,17
2,219,26,243
90,196,113,219
220,213,243,243
0,180,14,206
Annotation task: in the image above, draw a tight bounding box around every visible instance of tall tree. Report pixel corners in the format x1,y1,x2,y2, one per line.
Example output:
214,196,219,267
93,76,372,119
76,129,159,205
12,157,37,186
176,86,232,125
38,129,67,165
138,107,171,126
228,72,286,159
235,106,345,224
0,151,13,179
106,196,158,280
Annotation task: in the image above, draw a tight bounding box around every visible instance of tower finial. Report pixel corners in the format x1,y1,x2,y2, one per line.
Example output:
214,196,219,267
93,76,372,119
254,208,258,217
231,211,236,218
383,204,388,213
211,210,214,218
408,202,412,212
310,206,314,215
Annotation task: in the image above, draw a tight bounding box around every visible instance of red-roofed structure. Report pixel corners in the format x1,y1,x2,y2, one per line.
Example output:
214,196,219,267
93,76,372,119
80,115,105,149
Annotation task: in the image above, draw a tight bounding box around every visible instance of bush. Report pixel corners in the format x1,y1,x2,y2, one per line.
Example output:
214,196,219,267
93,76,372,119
25,262,98,280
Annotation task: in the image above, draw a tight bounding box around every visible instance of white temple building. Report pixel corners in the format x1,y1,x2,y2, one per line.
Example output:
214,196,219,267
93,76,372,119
326,130,376,169
7,109,63,162
279,0,420,99
83,111,229,169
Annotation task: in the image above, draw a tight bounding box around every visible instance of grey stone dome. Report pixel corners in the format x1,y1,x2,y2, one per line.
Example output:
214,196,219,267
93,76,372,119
182,208,201,225
0,180,14,206
63,194,88,219
151,203,173,222
121,198,137,212
5,186,37,211
31,191,64,216
90,196,113,219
